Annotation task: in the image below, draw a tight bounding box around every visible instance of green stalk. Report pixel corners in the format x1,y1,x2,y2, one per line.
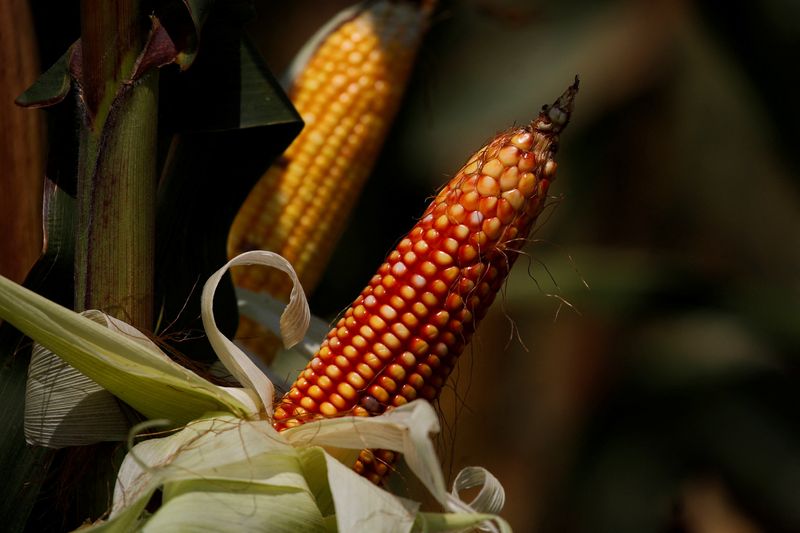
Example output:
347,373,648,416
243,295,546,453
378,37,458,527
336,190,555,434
75,0,156,329
48,1,158,525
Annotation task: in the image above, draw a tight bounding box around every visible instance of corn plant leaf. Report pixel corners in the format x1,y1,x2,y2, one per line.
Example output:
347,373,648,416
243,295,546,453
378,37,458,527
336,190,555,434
236,286,328,356
153,10,302,362
0,322,52,532
15,47,73,108
0,274,259,426
151,0,215,71
1,4,291,529
0,174,77,528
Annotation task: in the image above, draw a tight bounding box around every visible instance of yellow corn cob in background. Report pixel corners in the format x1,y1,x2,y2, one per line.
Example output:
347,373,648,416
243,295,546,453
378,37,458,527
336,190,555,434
228,0,436,361
274,79,579,484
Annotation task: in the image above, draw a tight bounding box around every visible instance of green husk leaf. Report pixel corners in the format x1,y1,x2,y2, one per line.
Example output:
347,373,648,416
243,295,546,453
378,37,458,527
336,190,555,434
24,309,175,447
87,415,323,532
295,446,336,517
413,512,512,533
144,489,326,532
0,274,257,426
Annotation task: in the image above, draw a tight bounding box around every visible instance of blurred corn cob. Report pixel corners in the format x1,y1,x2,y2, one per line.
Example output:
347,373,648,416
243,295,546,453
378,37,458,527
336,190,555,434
228,1,436,361
274,79,579,484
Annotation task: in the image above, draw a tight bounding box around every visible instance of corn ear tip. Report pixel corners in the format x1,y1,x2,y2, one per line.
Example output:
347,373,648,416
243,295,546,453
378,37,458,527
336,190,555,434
537,75,580,134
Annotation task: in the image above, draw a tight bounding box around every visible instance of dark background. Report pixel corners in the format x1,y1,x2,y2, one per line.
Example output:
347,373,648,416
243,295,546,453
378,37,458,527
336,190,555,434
251,1,800,531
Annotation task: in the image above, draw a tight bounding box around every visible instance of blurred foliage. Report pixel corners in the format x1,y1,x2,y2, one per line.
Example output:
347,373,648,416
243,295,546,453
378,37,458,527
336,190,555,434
250,0,800,531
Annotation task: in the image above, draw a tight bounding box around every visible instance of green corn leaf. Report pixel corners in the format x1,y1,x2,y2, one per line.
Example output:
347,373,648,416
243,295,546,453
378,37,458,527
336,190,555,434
153,14,303,363
15,47,73,108
0,274,257,426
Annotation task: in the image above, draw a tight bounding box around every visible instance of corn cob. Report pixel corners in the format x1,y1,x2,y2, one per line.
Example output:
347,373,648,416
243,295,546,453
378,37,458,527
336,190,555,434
274,79,579,484
228,0,435,361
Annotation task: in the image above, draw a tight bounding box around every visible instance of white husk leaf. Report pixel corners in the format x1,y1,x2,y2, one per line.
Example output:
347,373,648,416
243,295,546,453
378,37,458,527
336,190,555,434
25,341,129,447
324,452,418,532
283,398,508,532
451,466,506,516
24,310,170,447
284,400,449,507
110,417,307,514
84,402,507,531
448,467,508,533
235,285,329,391
88,415,322,532
202,251,310,418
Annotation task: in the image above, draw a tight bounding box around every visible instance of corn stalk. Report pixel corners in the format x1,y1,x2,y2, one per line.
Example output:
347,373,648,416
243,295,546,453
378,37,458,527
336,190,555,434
74,0,156,329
